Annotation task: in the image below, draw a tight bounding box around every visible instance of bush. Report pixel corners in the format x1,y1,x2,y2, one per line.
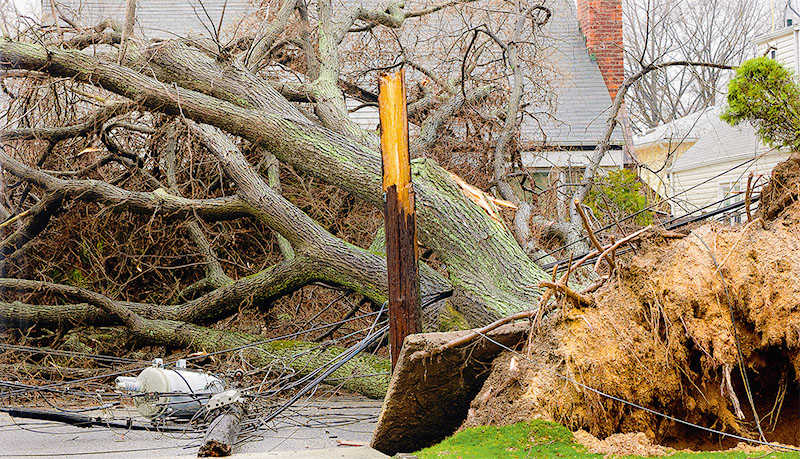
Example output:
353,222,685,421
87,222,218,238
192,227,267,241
586,169,652,227
723,57,800,150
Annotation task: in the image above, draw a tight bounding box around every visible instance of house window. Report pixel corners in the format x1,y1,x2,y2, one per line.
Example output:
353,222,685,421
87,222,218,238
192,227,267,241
771,49,777,60
719,181,743,224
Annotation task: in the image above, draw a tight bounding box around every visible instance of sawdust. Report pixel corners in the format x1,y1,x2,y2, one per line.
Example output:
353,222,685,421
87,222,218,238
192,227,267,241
463,155,800,449
573,430,672,457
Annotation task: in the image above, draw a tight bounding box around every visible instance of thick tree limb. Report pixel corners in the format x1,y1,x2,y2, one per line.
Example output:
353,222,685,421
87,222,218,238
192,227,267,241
61,19,122,49
0,40,547,324
63,28,121,50
134,43,550,321
0,281,390,398
347,0,481,33
314,0,376,143
245,0,298,70
0,256,314,327
411,85,494,156
190,122,451,310
0,278,147,331
118,0,136,63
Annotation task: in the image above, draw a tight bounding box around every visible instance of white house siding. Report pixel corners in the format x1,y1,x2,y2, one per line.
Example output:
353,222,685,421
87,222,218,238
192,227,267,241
42,0,257,40
756,26,800,75
521,149,625,170
669,150,788,217
345,97,379,131
775,32,797,73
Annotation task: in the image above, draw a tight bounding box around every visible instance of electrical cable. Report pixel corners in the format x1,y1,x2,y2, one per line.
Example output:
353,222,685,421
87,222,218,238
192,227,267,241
0,309,388,399
246,303,388,432
1,301,394,447
542,190,762,271
533,155,762,263
0,343,144,364
0,406,191,432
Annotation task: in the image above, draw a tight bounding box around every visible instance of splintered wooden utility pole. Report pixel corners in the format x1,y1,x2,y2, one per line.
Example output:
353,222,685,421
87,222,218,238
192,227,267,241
379,69,421,369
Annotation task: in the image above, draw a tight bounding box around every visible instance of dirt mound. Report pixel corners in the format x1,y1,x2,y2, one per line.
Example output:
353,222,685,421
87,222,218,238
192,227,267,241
463,167,800,448
573,430,673,457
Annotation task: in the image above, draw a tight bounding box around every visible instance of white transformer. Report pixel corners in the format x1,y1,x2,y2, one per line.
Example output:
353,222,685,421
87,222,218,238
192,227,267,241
115,359,225,419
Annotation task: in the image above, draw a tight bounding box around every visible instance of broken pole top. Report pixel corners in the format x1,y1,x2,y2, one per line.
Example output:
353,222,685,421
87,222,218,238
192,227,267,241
378,68,421,369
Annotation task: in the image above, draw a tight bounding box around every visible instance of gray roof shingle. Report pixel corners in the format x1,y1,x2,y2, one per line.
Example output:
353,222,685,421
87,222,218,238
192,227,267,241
671,114,774,172
520,0,622,148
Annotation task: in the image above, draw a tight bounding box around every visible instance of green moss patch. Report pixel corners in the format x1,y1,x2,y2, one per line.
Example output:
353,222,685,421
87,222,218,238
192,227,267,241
412,420,800,459
414,420,597,459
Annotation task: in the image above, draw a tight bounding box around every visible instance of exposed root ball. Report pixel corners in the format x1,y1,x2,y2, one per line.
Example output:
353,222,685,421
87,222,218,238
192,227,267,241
464,192,800,448
759,153,800,220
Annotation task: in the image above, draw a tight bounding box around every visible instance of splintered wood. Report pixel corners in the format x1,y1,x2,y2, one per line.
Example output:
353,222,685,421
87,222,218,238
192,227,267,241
379,69,421,368
449,172,517,225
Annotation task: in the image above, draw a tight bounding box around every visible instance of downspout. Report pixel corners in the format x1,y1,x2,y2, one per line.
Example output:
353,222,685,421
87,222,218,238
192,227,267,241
794,27,799,75
667,161,675,217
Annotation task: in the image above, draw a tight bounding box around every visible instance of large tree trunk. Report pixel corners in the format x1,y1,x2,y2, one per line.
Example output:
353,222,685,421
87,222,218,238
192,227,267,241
0,40,549,325
0,281,391,399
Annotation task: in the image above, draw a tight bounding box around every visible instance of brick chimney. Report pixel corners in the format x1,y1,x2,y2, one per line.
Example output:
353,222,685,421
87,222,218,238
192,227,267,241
576,0,624,101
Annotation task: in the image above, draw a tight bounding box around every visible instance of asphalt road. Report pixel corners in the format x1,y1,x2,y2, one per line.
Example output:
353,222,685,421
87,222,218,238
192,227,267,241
0,396,385,458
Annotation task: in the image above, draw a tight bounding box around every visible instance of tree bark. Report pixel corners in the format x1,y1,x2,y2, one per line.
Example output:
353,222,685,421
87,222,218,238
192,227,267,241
0,281,391,398
0,40,549,325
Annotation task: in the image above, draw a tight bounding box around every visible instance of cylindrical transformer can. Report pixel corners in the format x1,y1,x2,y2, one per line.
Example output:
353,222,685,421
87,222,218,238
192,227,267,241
116,361,225,419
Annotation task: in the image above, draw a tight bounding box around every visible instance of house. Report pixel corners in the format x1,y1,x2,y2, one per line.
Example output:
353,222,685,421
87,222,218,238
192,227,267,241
633,108,719,201
755,14,800,74
629,17,800,221
519,0,626,209
666,112,786,222
633,107,789,221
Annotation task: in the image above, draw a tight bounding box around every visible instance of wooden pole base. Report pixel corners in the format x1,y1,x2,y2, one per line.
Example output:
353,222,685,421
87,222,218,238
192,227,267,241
379,68,421,368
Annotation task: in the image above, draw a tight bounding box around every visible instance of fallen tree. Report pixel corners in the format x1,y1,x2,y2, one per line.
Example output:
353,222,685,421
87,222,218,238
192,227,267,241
0,2,561,399
0,38,549,327
0,1,751,409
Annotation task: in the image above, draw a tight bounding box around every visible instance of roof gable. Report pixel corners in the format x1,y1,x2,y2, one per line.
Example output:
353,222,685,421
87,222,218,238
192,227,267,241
634,107,721,148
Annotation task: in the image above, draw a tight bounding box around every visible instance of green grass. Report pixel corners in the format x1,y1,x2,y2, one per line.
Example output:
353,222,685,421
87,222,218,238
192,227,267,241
412,420,800,459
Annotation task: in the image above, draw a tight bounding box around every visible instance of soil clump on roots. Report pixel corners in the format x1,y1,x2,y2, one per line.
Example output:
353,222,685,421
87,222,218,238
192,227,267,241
463,154,800,450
